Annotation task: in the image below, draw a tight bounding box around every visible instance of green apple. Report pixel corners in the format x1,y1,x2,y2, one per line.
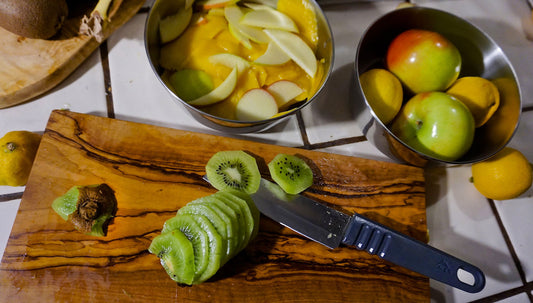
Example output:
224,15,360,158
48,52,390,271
390,91,475,162
159,6,193,44
386,29,461,94
187,67,238,106
254,42,290,65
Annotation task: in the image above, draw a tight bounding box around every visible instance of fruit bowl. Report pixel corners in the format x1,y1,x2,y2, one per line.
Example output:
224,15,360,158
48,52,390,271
352,6,522,166
144,0,334,133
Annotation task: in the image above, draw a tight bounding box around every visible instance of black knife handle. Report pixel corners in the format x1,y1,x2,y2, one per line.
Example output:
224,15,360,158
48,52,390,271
342,214,485,293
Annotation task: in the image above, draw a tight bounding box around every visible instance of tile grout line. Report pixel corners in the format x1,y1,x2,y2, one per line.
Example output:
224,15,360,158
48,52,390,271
484,198,533,302
0,192,23,202
99,41,115,119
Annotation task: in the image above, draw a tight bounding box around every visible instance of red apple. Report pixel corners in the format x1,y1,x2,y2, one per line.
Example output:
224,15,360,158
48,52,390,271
386,29,461,94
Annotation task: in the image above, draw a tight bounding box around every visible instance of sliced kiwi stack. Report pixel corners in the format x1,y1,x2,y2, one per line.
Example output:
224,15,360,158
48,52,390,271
205,150,261,194
149,191,260,285
268,154,314,195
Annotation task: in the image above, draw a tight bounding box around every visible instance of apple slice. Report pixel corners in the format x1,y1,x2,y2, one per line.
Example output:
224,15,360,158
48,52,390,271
254,42,290,65
187,68,238,106
241,8,299,33
159,6,193,44
224,5,270,44
242,0,277,9
209,53,251,75
197,0,239,10
236,88,279,121
228,23,252,49
266,80,304,108
264,29,317,78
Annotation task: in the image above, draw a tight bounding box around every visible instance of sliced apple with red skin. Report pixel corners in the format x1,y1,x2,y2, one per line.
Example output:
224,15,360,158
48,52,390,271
254,42,290,65
187,67,238,106
197,0,239,10
236,88,279,121
224,5,270,45
159,6,193,44
264,29,317,78
241,7,299,33
266,80,304,108
209,53,251,75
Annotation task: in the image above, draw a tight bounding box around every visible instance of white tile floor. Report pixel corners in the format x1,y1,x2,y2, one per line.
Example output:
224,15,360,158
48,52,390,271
1,0,533,302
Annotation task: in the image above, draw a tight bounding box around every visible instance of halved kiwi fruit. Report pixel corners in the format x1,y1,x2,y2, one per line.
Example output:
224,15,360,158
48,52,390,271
148,229,195,285
268,154,313,195
205,150,261,194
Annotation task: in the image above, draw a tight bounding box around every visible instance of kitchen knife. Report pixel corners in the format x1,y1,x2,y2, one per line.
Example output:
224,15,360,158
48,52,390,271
247,178,486,293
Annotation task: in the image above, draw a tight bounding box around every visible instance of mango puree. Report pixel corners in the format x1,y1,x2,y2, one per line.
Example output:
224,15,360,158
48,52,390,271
160,13,325,120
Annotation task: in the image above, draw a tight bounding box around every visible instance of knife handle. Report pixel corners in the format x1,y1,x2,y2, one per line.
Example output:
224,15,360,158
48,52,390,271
342,214,485,293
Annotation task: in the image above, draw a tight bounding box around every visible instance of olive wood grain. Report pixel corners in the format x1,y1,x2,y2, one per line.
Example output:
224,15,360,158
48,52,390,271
0,0,145,108
0,110,429,302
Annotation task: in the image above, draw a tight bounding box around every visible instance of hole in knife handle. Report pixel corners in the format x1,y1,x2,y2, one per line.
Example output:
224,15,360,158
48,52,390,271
457,268,476,286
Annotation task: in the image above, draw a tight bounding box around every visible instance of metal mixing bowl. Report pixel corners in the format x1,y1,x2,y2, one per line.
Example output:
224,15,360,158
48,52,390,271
352,6,522,166
145,0,334,133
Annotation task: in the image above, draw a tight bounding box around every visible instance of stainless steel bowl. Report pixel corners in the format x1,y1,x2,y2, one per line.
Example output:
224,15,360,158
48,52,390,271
352,6,522,166
145,0,334,133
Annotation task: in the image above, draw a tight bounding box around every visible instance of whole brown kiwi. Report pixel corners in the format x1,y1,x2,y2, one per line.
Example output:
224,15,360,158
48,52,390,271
0,0,68,39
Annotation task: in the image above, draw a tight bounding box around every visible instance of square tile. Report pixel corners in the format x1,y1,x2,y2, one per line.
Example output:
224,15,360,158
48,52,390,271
426,164,523,301
106,13,303,147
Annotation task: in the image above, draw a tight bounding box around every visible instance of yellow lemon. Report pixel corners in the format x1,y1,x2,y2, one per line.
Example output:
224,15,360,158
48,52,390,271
446,76,500,127
471,147,532,200
277,0,319,51
359,68,403,124
0,131,42,186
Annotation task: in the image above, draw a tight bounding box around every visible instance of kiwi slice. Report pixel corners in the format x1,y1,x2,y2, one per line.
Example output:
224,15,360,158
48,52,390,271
268,154,313,195
178,202,231,262
210,193,247,253
148,229,195,285
188,214,224,284
162,214,209,278
216,191,253,247
225,190,260,239
205,150,261,194
191,196,240,260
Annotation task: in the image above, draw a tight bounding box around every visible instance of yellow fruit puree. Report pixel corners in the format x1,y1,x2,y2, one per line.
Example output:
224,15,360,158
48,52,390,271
159,12,325,120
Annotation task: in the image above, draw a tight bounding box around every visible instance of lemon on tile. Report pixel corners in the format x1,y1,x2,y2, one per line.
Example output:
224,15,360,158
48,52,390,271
446,76,500,127
0,131,42,186
359,68,403,124
471,147,532,200
277,0,319,51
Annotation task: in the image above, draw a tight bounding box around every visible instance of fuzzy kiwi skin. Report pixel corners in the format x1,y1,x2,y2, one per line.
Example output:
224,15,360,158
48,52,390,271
0,0,68,39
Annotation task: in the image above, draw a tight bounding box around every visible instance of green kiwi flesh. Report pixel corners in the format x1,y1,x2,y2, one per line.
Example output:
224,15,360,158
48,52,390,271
162,214,209,278
268,154,313,195
205,150,261,194
51,183,117,237
148,229,195,285
150,191,260,284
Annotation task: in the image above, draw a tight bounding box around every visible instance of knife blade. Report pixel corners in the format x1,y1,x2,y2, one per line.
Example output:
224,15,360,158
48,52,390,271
250,178,486,293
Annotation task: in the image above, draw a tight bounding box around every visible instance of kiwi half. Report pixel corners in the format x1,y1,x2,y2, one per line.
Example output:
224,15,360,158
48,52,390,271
205,150,261,194
268,154,313,195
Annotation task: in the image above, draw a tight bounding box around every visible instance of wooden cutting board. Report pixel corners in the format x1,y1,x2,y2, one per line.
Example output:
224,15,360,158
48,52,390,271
0,110,429,302
0,0,145,108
